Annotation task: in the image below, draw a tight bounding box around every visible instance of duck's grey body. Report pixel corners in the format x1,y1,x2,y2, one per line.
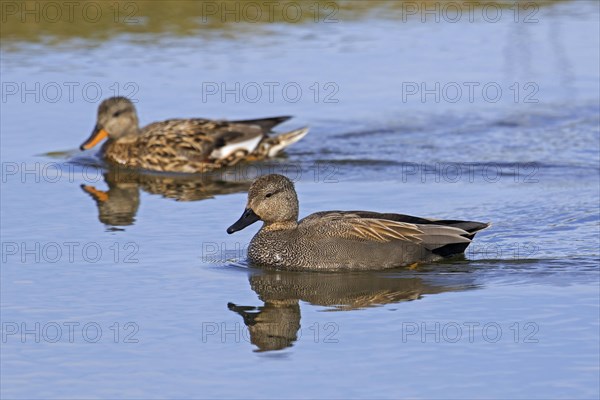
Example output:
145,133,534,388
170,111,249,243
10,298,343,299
228,175,490,271
248,211,486,271
249,230,431,270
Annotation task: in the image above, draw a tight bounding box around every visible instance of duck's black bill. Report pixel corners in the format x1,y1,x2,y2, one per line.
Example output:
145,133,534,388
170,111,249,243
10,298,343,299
227,208,260,234
80,125,108,151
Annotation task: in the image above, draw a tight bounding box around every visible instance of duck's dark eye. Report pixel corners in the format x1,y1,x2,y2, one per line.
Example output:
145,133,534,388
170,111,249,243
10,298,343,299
112,110,124,117
265,193,273,198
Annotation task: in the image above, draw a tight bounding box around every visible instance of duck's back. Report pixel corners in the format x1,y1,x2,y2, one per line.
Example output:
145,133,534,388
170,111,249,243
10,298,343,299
107,118,266,172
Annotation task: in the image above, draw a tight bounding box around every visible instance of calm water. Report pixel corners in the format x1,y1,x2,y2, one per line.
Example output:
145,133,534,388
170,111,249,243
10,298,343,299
1,1,599,399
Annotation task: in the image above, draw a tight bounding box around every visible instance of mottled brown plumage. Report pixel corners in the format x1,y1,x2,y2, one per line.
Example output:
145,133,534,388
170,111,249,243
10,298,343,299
227,174,490,271
79,97,309,173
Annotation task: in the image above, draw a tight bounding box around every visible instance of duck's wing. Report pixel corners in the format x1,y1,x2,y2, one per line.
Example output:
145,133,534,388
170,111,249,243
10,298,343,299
310,210,490,236
300,211,472,250
254,127,309,158
210,116,308,158
138,119,266,168
231,116,292,133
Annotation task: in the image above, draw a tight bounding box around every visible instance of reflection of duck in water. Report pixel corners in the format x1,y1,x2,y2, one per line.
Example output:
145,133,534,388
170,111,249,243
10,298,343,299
81,174,140,227
81,168,251,227
229,269,475,352
79,97,309,173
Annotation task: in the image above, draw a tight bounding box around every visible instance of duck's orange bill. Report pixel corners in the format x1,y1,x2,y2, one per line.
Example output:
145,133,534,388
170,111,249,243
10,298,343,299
80,128,108,150
81,185,109,202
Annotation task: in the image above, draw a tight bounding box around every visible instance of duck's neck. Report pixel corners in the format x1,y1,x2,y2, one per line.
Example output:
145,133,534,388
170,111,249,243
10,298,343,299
114,129,140,144
262,221,298,231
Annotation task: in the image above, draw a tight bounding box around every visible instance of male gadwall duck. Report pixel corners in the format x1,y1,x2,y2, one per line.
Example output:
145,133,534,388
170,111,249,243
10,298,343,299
79,97,308,173
227,174,490,271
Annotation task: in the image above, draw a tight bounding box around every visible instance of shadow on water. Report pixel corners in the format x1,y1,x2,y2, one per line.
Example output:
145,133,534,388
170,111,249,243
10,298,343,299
228,268,478,352
77,166,251,227
227,252,599,353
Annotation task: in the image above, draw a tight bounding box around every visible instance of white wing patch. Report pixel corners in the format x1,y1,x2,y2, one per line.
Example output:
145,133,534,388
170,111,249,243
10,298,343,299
210,135,262,160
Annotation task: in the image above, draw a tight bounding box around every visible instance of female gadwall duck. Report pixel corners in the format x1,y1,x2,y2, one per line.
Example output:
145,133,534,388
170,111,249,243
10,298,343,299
79,97,308,173
227,174,490,271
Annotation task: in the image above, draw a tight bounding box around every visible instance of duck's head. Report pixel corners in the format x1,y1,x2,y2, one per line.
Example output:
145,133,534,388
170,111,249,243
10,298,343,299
227,174,299,234
80,97,139,151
